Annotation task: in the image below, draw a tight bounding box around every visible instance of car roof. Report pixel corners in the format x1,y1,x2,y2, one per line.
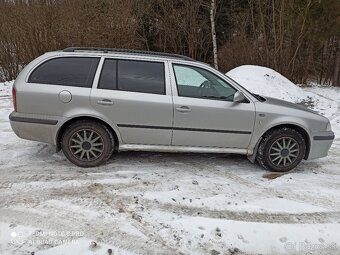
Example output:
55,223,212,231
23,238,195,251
61,47,195,62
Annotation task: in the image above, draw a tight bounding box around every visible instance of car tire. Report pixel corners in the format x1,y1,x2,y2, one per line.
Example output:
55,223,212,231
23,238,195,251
61,120,114,167
256,127,306,172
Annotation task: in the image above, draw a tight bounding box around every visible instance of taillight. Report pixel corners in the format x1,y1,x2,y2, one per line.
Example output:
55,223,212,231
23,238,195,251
12,87,17,112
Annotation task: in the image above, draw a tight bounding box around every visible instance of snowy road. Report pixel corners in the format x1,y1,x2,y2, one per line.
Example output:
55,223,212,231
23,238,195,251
1,81,340,255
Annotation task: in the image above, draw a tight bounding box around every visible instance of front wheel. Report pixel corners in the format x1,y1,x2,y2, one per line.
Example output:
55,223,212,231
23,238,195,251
61,120,114,167
256,127,306,172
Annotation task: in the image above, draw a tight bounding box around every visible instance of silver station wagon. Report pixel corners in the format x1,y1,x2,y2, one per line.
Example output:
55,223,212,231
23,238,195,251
9,47,334,172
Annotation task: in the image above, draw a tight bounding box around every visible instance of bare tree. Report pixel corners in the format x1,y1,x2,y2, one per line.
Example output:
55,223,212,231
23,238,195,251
333,42,340,86
0,0,338,84
210,0,218,69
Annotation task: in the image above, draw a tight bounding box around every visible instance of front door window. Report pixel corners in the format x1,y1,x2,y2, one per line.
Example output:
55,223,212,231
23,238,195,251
173,64,237,101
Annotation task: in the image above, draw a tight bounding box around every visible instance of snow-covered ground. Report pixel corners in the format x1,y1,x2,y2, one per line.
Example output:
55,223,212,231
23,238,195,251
1,66,340,255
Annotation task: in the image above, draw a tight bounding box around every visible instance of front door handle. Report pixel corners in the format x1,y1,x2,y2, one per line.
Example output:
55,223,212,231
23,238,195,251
176,106,191,112
97,99,113,106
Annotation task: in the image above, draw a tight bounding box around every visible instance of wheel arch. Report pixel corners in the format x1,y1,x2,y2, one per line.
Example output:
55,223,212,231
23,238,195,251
56,116,120,152
255,123,311,160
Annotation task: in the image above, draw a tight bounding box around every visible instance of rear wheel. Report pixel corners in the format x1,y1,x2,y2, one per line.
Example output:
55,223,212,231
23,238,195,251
61,120,114,167
256,127,306,172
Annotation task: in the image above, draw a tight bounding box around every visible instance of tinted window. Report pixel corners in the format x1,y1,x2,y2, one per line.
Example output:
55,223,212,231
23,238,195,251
28,57,99,87
173,64,237,101
117,60,165,94
98,59,117,90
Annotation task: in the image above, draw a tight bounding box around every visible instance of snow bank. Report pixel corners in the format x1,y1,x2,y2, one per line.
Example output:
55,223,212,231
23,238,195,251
226,65,307,103
0,80,14,97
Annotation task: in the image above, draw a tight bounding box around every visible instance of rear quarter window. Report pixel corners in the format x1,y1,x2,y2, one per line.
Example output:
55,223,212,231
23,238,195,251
28,57,100,87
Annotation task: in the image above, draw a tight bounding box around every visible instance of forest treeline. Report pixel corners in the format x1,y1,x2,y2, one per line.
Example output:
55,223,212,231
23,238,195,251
0,0,339,85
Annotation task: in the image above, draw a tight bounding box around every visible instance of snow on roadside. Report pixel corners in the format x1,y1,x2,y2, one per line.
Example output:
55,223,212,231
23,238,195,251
304,86,340,135
226,65,308,103
145,212,340,255
307,85,340,103
0,80,14,98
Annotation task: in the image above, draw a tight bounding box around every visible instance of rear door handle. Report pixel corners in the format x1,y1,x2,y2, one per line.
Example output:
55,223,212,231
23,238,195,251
176,106,191,112
97,99,113,106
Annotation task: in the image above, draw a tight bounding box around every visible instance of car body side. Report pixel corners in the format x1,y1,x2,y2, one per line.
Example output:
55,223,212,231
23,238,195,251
9,51,334,162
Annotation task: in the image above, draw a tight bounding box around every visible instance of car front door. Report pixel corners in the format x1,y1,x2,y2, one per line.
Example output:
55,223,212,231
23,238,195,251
171,63,255,148
90,58,173,145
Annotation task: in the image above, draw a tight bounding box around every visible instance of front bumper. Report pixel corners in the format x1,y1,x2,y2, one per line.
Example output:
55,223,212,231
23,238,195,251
9,111,62,145
308,131,335,160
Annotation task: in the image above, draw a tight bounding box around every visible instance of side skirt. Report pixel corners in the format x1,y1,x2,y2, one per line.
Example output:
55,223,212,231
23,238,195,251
119,144,250,155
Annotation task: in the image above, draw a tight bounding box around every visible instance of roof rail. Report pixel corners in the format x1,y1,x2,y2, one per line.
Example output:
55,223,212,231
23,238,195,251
63,47,194,61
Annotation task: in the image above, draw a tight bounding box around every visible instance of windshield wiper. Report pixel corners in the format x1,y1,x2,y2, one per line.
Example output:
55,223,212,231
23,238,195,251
251,93,266,102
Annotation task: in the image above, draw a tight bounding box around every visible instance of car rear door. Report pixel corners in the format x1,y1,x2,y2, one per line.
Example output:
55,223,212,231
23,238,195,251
90,57,173,145
170,62,255,148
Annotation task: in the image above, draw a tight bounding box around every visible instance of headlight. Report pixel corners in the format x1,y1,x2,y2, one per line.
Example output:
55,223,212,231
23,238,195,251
326,122,332,131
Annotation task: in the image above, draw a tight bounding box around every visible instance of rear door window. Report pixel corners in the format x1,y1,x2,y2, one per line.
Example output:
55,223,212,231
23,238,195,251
98,59,165,95
28,57,99,87
118,60,165,95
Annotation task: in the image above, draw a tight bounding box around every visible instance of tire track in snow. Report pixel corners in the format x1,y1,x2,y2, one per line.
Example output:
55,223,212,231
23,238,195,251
0,180,183,254
221,168,340,210
175,160,340,211
2,164,340,225
0,208,175,255
112,194,340,224
1,182,340,225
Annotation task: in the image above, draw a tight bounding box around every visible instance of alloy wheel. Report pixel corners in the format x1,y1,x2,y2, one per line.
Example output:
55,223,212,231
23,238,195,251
269,137,299,167
69,129,104,161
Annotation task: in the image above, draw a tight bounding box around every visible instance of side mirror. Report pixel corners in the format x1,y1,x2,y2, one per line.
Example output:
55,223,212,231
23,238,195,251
233,91,246,103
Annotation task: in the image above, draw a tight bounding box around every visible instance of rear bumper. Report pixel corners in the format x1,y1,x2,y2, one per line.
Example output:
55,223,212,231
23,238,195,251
9,111,62,145
307,131,335,160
